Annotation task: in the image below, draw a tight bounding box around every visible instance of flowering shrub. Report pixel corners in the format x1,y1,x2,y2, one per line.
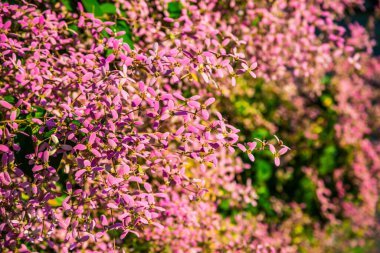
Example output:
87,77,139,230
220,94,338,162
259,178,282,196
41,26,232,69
215,1,380,252
0,0,379,252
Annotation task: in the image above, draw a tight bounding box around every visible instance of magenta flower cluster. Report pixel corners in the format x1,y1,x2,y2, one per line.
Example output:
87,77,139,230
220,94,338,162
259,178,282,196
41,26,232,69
1,0,379,252
0,1,289,252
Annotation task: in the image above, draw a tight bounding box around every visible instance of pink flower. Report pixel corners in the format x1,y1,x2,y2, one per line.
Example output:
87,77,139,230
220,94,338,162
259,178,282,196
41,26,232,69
0,144,10,153
74,144,87,151
269,144,290,166
0,100,13,110
242,62,258,78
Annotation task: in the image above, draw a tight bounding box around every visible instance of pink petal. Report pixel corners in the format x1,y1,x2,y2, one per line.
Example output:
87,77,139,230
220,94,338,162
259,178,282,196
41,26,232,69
107,203,119,209
163,17,174,22
175,126,185,136
274,157,280,167
96,232,105,239
91,148,101,157
88,132,96,145
10,111,17,121
75,169,86,179
120,230,130,239
204,97,215,106
129,176,142,183
117,165,130,176
139,218,148,224
231,77,236,86
152,222,164,230
237,143,247,152
0,144,10,153
62,196,71,211
278,147,289,155
138,81,145,92
107,174,123,186
187,100,200,109
82,72,93,82
247,142,257,150
249,71,256,78
74,144,86,151
201,109,209,120
0,172,11,185
100,215,108,226
32,165,43,172
200,163,206,172
108,139,117,148
201,72,209,83
144,183,152,192
269,144,276,154
43,150,49,163
248,153,255,162
0,100,13,110
106,54,115,63
132,95,142,107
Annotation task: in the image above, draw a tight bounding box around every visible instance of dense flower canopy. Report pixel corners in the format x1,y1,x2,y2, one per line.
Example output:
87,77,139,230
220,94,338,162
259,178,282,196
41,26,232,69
0,0,379,252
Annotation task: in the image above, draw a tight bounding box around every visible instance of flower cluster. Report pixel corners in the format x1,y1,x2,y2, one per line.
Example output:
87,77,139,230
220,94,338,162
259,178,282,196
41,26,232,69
0,1,288,252
108,0,380,252
0,0,379,252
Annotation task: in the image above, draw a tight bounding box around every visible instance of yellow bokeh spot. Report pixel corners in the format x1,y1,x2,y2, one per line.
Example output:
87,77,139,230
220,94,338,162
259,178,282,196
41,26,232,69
322,96,333,107
47,199,60,207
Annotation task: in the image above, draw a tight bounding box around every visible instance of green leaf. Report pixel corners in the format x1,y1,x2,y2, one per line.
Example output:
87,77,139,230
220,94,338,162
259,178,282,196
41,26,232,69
44,128,56,138
251,16,261,27
105,48,113,57
32,125,40,135
299,177,316,207
34,107,46,118
321,75,332,85
252,127,269,139
319,145,336,176
100,3,116,14
168,1,182,19
68,24,79,33
3,95,16,104
72,120,81,127
114,20,134,49
82,0,103,17
255,160,272,182
61,0,74,12
235,100,250,116
219,199,230,211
